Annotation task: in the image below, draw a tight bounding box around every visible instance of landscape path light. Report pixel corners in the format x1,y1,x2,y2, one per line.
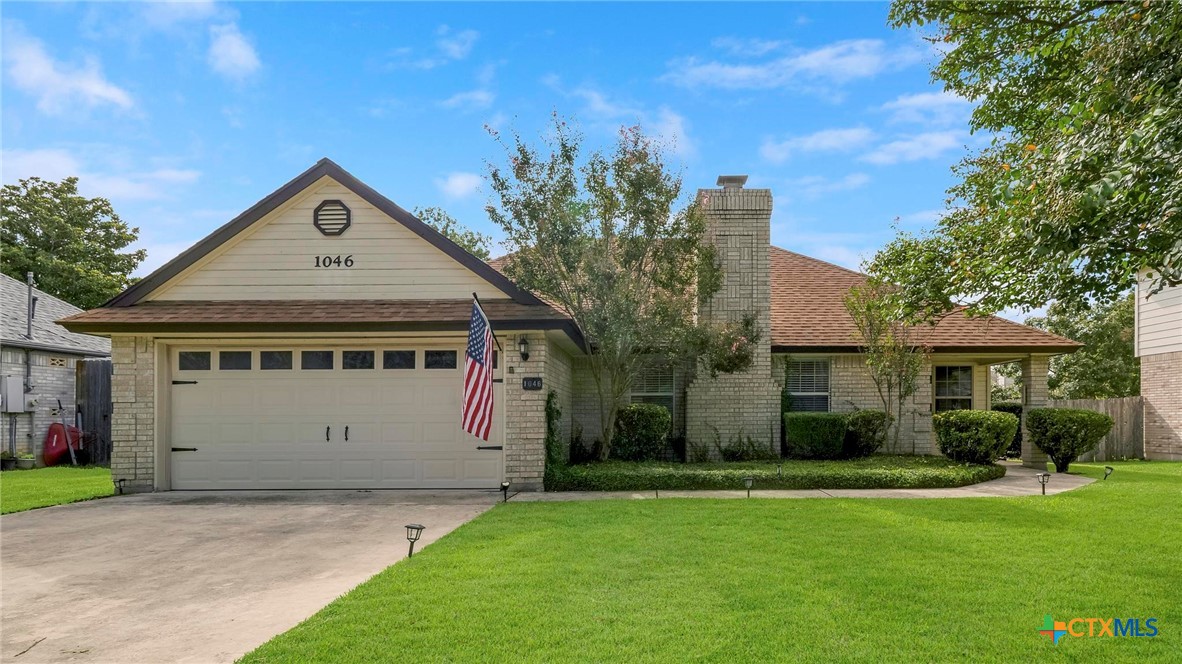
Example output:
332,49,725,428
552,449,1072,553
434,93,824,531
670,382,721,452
1036,473,1051,496
1104,466,1114,480
405,524,425,558
743,476,754,498
500,481,511,502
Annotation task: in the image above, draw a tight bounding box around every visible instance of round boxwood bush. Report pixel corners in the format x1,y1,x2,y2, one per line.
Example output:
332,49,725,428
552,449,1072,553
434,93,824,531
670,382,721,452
1026,408,1113,472
844,410,892,459
612,403,672,461
991,402,1023,458
933,410,1017,465
784,412,848,460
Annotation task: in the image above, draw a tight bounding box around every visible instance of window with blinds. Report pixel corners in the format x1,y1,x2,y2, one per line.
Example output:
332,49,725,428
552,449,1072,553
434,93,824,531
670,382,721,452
786,359,830,412
631,362,676,417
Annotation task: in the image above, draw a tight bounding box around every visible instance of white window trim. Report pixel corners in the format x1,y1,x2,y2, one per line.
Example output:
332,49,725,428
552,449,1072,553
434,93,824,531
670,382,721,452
933,364,975,412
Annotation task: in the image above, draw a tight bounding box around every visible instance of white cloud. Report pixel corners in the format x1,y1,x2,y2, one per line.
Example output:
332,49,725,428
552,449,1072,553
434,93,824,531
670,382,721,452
786,173,871,199
435,172,482,199
139,1,221,29
436,26,479,60
2,24,134,115
760,127,875,163
548,81,696,159
860,131,964,165
710,37,788,57
1,148,200,201
651,107,696,159
880,91,973,125
897,208,945,227
663,39,921,92
208,23,260,81
440,89,495,111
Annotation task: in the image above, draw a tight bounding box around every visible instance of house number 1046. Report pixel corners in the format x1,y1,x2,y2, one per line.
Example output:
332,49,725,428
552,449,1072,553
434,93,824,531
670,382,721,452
314,255,354,268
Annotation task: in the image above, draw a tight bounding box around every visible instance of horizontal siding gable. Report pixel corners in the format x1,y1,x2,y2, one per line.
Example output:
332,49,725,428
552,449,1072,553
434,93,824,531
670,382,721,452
1136,273,1182,357
148,177,508,302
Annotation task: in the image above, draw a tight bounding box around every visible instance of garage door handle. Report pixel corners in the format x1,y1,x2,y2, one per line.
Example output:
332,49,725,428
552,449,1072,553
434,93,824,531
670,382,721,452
326,426,331,442
477,445,503,450
172,380,198,385
171,447,198,452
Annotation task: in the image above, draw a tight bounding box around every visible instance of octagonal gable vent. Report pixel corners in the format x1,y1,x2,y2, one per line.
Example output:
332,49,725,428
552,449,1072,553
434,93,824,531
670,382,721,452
314,200,351,236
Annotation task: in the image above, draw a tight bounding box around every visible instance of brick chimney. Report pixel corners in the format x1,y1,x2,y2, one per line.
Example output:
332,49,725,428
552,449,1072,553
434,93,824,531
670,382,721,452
685,176,780,454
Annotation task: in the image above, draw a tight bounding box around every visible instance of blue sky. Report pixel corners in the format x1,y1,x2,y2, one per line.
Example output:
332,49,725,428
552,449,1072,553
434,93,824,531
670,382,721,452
2,2,992,305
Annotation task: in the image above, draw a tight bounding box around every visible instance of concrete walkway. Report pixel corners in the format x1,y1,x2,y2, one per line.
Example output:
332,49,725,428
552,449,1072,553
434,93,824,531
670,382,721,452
1,490,498,663
512,462,1095,502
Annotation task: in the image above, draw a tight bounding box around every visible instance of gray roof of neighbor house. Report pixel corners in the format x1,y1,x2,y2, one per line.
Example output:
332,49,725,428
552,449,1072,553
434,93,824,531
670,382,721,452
0,273,111,356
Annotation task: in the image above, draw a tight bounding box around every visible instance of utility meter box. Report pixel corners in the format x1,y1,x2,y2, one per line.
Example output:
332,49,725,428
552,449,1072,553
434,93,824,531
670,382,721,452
1,375,29,413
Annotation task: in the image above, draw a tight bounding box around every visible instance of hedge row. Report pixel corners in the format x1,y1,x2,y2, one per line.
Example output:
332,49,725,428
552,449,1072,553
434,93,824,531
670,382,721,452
783,410,891,460
545,456,1006,491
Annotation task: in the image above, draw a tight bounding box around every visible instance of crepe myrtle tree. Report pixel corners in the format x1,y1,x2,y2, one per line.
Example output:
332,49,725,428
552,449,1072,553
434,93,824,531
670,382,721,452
874,1,1182,322
485,115,758,459
414,206,493,261
844,280,930,454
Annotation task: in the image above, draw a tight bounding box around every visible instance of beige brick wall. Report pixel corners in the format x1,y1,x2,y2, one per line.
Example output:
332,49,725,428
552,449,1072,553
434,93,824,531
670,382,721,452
685,186,780,456
826,354,936,455
1142,350,1182,460
111,335,156,490
503,331,574,490
544,338,574,459
1020,355,1051,468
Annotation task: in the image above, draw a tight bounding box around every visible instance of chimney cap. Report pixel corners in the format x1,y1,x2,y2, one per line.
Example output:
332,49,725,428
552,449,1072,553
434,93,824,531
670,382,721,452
716,175,748,190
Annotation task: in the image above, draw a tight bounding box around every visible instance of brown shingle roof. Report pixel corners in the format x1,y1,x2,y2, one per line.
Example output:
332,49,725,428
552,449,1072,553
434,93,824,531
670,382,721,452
58,299,584,348
770,247,1080,352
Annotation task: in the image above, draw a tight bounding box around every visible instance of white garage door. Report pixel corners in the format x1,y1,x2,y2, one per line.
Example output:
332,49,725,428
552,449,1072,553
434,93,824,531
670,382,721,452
168,346,503,490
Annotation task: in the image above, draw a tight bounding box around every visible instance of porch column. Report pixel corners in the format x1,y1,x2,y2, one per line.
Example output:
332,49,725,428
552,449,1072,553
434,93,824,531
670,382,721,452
1020,355,1051,470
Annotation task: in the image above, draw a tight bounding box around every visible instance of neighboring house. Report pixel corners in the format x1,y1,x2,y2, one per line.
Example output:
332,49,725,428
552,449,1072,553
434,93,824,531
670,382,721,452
60,160,1078,492
1,273,111,460
1134,274,1182,460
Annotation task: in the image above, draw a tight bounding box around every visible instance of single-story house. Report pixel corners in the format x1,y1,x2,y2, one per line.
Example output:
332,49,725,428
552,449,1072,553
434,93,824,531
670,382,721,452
60,160,1079,491
2,272,112,460
1134,273,1181,460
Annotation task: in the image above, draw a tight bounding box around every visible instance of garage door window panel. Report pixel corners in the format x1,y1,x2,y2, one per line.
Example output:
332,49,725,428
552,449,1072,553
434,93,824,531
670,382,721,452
301,350,334,370
178,351,211,371
425,350,457,369
383,350,415,369
219,351,252,371
261,351,293,370
343,350,375,370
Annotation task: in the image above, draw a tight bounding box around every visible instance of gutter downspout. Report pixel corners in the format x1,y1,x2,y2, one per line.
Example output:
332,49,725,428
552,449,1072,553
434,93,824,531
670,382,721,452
24,272,37,454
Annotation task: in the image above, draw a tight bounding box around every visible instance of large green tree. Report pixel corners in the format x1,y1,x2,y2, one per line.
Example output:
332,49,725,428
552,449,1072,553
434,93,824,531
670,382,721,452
1,177,145,310
485,116,755,458
414,206,493,260
873,2,1181,320
1026,294,1139,400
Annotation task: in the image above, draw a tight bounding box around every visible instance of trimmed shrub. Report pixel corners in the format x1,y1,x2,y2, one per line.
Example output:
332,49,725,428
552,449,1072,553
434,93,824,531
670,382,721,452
545,456,1007,491
1026,408,1114,472
933,410,1017,465
844,410,892,459
612,404,672,462
784,413,848,460
718,434,779,462
991,402,1023,458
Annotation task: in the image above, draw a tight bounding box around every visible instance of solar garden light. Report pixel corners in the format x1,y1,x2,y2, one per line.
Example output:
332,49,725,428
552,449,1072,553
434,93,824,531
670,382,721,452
517,336,530,362
1036,472,1051,495
743,476,754,498
777,464,783,479
405,524,425,558
114,478,126,495
500,481,511,502
1104,466,1114,480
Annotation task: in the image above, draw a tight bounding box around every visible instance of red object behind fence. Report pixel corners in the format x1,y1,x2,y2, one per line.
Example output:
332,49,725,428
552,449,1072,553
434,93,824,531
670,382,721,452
43,423,82,466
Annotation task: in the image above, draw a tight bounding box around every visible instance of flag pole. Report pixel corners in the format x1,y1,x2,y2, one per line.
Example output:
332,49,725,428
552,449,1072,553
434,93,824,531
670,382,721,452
472,292,504,352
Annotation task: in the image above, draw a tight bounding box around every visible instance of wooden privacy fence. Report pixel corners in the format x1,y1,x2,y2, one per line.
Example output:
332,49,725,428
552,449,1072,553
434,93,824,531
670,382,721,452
1048,396,1144,461
76,358,113,466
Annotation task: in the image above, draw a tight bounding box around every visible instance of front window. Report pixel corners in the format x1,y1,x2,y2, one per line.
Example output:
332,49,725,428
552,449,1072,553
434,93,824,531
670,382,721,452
934,365,974,412
786,360,830,412
630,362,675,418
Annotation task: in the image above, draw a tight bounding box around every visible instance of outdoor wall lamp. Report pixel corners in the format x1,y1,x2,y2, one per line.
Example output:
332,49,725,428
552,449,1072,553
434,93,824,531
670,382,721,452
405,523,425,557
500,481,511,502
517,336,530,362
1036,473,1051,495
743,476,754,498
1104,466,1114,480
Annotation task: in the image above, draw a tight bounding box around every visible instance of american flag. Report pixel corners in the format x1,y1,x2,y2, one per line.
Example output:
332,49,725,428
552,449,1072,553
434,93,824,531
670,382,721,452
462,298,495,441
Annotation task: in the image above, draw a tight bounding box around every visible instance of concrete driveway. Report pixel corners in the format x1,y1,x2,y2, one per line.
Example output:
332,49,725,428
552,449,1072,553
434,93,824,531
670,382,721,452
1,490,498,663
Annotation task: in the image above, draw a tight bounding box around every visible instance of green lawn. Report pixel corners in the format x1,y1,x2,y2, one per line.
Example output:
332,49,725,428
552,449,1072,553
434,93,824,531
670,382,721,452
0,466,114,514
242,462,1179,663
547,455,1005,491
